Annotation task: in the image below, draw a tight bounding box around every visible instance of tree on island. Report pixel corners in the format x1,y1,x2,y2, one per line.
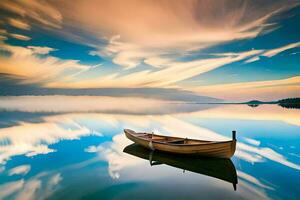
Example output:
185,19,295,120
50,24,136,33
278,98,300,109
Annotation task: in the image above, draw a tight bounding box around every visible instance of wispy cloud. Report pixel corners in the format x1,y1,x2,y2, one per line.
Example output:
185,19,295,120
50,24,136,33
263,42,300,57
193,76,300,101
8,165,31,176
9,33,31,41
7,18,31,30
73,0,296,69
0,0,62,29
1,0,293,70
237,171,274,190
27,46,57,55
0,35,7,41
0,172,62,200
0,43,91,84
245,42,300,63
46,49,262,88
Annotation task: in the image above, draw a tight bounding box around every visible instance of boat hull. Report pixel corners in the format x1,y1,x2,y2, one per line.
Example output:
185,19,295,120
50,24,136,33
123,144,238,189
124,129,236,158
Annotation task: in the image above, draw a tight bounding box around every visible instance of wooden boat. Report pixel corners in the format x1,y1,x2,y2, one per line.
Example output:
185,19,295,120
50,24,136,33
124,129,236,158
123,144,238,190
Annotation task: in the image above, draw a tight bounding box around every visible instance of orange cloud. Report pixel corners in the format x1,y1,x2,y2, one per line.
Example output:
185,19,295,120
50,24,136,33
0,0,62,29
193,76,300,101
52,0,298,69
7,18,31,30
9,33,31,41
0,43,91,83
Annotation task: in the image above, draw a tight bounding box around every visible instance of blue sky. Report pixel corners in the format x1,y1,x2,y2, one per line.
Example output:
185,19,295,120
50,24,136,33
0,0,300,101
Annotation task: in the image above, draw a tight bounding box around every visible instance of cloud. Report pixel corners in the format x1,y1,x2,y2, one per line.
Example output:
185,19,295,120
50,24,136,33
9,33,31,40
238,180,272,200
0,172,63,200
65,0,288,46
1,0,291,70
245,42,300,63
245,56,260,63
244,138,261,146
0,43,91,84
0,180,24,200
0,115,99,164
238,142,300,170
238,171,274,190
7,18,31,30
0,35,7,41
0,29,7,34
15,179,41,200
46,49,262,88
84,146,99,153
0,0,62,29
263,42,300,57
41,173,63,199
9,165,31,176
27,46,56,55
85,133,143,179
0,28,31,41
193,76,300,101
53,0,297,69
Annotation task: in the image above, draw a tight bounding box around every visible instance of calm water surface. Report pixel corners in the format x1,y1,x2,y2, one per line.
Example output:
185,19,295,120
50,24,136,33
0,96,299,200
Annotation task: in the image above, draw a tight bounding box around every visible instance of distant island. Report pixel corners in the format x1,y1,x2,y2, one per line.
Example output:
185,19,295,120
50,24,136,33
245,98,300,109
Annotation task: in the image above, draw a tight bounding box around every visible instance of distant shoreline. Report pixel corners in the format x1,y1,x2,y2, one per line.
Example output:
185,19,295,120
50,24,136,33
184,98,300,109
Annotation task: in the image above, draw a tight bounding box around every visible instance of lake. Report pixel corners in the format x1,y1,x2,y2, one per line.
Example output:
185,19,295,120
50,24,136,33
0,96,299,200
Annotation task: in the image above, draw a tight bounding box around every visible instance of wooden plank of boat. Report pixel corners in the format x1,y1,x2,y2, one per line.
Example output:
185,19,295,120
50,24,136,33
123,144,238,190
124,129,236,158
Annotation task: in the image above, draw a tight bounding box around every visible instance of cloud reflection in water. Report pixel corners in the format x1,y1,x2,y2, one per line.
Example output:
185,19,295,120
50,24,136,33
0,96,299,199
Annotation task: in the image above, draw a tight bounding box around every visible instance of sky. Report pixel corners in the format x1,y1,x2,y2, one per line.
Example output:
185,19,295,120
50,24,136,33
0,0,300,101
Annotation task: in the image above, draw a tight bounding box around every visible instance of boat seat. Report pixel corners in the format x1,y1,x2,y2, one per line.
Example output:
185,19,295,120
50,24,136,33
166,138,186,144
136,133,152,138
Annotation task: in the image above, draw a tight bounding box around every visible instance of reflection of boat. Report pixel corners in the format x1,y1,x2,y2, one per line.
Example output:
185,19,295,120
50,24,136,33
123,144,238,190
124,129,236,158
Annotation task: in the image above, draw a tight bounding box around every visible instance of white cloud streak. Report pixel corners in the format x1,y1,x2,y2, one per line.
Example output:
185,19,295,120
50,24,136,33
0,115,100,164
263,42,300,57
46,49,262,88
245,42,300,63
